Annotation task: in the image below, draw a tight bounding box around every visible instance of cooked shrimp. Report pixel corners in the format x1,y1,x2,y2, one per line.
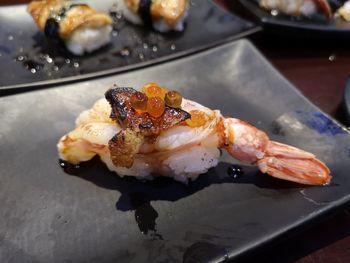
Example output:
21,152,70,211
58,85,331,185
223,118,330,185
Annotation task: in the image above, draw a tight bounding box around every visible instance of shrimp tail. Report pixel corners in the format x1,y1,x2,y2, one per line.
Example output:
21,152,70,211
257,141,331,185
223,118,331,185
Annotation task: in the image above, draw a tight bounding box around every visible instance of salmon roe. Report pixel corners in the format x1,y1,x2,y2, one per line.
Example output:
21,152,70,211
147,96,165,118
186,110,207,127
142,82,167,100
165,90,182,108
131,91,148,111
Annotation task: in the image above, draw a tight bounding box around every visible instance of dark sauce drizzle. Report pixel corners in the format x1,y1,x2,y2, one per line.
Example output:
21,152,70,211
135,202,163,240
44,4,88,39
59,159,81,175
130,192,163,240
139,0,153,28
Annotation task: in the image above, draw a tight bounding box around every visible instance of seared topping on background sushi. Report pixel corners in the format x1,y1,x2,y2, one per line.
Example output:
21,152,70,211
28,0,66,31
151,0,188,26
123,0,188,32
27,0,112,55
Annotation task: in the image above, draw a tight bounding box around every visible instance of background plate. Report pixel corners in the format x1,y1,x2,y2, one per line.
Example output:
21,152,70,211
239,0,350,37
0,0,258,90
1,40,350,262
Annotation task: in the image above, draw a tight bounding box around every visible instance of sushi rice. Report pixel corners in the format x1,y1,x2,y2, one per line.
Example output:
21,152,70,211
65,25,112,56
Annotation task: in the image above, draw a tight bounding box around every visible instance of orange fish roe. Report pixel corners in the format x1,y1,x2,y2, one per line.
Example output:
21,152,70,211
147,96,165,118
131,91,148,111
165,90,182,108
186,110,207,127
142,82,167,100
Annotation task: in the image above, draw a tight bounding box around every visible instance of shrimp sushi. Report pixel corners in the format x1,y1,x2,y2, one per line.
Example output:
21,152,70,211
58,83,331,185
119,0,189,32
259,0,332,18
27,0,113,55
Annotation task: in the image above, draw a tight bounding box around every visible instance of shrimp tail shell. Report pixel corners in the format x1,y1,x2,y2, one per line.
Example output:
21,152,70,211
223,118,331,185
257,141,331,185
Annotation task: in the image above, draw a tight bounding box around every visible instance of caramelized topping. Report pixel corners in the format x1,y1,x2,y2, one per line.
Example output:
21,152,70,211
150,0,188,26
105,86,190,136
27,0,112,41
109,129,144,168
165,90,182,108
186,110,207,127
105,84,190,168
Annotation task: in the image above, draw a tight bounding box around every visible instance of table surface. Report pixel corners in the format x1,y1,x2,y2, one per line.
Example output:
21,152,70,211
1,0,350,262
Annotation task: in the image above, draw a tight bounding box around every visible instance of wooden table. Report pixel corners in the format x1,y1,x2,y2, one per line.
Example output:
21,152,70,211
2,0,350,262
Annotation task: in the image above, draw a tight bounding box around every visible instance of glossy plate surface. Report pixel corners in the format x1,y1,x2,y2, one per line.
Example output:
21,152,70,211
1,40,350,262
239,0,350,36
0,0,258,90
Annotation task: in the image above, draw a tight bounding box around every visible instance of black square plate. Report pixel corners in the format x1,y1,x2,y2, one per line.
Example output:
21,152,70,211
0,0,258,90
1,39,350,262
239,0,350,37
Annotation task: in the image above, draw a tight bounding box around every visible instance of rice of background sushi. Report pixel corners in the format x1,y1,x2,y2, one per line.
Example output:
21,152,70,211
65,25,112,56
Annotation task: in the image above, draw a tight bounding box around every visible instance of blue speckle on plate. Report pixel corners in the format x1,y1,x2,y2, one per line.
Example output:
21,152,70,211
295,111,345,136
219,14,236,23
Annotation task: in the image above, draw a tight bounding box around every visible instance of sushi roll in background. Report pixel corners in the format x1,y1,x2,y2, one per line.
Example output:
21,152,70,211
259,0,332,18
119,0,189,32
27,0,113,55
